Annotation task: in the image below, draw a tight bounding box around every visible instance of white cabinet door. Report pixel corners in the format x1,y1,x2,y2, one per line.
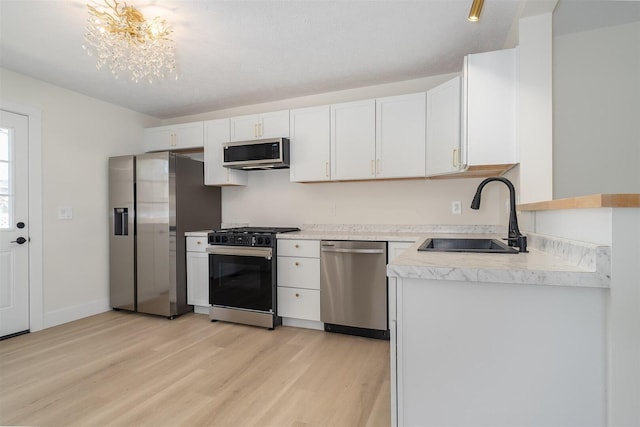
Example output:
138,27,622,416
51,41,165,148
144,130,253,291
290,105,331,182
376,92,426,179
143,122,204,152
260,110,290,139
143,126,173,152
464,48,517,167
277,257,320,290
277,287,321,321
331,99,376,180
230,110,289,141
204,119,248,186
426,76,462,176
186,250,210,307
173,122,205,150
278,239,320,258
230,114,260,141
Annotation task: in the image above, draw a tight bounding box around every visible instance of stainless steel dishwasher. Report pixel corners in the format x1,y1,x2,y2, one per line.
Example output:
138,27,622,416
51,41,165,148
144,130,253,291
320,240,388,339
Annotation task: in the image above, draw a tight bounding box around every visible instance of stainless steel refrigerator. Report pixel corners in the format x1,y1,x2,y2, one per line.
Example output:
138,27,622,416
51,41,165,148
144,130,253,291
109,152,221,318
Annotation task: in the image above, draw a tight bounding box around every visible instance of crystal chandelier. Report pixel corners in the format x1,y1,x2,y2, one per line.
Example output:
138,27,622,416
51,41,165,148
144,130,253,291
83,0,176,83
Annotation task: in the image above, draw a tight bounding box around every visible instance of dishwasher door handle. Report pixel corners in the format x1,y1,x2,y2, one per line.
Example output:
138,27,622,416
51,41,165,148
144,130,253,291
321,248,385,254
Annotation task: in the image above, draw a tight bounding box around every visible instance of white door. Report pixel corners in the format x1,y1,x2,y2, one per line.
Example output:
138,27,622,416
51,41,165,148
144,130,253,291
0,110,30,338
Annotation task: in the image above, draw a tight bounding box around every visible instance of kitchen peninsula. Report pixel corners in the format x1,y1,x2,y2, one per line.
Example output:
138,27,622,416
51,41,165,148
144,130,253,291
386,193,639,427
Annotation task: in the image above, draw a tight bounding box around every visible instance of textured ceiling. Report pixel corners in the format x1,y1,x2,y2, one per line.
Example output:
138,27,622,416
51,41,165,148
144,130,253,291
1,0,528,119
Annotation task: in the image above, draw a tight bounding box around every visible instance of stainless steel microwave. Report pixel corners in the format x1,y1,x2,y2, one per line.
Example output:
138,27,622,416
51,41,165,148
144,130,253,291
222,137,290,170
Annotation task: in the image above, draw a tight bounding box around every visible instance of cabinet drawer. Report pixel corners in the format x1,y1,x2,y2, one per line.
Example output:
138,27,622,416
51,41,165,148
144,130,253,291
277,287,320,321
277,239,320,258
186,237,208,252
277,257,320,289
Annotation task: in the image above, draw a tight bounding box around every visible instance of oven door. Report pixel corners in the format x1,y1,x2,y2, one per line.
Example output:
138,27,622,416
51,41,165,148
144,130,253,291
208,246,274,312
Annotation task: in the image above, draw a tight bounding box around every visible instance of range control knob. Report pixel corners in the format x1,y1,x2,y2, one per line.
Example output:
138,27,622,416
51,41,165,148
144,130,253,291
264,237,271,246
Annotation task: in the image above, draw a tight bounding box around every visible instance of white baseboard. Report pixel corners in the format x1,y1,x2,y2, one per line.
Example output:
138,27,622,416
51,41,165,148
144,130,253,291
193,305,210,315
43,298,111,329
282,317,324,331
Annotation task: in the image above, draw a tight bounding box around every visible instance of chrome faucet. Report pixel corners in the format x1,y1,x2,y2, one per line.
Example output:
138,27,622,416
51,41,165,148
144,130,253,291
470,177,528,253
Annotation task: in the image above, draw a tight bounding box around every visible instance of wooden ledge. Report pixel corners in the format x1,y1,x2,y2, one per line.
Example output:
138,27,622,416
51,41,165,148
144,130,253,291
518,194,640,211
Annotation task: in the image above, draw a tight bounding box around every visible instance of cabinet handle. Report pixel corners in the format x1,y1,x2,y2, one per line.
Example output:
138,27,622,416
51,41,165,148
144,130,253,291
376,159,381,175
295,262,300,266
196,241,201,245
259,123,263,137
295,293,300,297
254,124,258,138
325,162,329,178
453,148,459,167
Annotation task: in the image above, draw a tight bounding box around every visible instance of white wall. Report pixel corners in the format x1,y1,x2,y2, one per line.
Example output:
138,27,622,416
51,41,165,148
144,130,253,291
521,206,640,426
553,21,640,198
518,13,553,204
222,169,511,227
0,68,158,328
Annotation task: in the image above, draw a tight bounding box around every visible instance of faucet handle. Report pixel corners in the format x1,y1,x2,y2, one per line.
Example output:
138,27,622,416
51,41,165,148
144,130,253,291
502,236,528,253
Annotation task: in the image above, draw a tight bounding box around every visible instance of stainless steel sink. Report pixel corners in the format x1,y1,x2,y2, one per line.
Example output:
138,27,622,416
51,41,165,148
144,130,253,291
417,238,519,254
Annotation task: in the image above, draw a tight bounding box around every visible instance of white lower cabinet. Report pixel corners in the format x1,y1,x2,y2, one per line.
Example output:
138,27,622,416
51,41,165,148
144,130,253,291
277,239,322,328
277,287,320,321
186,236,210,314
392,277,606,426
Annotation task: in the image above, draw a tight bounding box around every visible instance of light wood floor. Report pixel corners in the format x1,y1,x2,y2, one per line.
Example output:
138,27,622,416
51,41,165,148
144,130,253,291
0,311,390,427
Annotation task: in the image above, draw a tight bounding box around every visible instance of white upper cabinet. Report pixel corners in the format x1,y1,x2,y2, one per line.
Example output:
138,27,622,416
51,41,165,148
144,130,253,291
204,118,248,186
330,99,376,181
230,110,290,141
463,48,518,168
143,122,204,152
376,92,427,179
290,105,331,182
426,76,462,176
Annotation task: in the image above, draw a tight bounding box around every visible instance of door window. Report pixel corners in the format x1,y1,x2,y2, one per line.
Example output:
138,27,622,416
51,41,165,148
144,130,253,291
0,128,10,230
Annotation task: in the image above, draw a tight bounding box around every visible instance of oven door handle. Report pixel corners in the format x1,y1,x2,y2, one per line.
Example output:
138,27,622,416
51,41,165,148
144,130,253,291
207,246,273,260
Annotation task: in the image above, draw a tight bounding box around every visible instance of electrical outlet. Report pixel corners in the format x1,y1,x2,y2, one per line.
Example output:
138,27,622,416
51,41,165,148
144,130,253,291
451,201,462,215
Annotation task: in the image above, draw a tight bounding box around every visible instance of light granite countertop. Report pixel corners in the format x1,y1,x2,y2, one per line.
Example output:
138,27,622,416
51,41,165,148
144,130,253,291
277,224,611,289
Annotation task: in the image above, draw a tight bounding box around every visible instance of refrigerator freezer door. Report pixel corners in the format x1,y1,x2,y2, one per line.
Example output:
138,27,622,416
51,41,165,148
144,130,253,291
109,156,136,311
136,152,174,317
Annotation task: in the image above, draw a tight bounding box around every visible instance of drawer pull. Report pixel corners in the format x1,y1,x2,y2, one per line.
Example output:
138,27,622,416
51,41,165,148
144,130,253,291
295,293,300,297
196,241,201,245
295,262,300,266
295,244,300,248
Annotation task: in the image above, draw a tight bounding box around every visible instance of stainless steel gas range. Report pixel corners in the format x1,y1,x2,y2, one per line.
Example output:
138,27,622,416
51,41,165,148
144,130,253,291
207,227,299,329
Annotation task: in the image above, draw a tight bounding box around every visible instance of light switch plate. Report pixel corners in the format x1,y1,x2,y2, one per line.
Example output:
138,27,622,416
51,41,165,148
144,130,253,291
58,206,73,220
